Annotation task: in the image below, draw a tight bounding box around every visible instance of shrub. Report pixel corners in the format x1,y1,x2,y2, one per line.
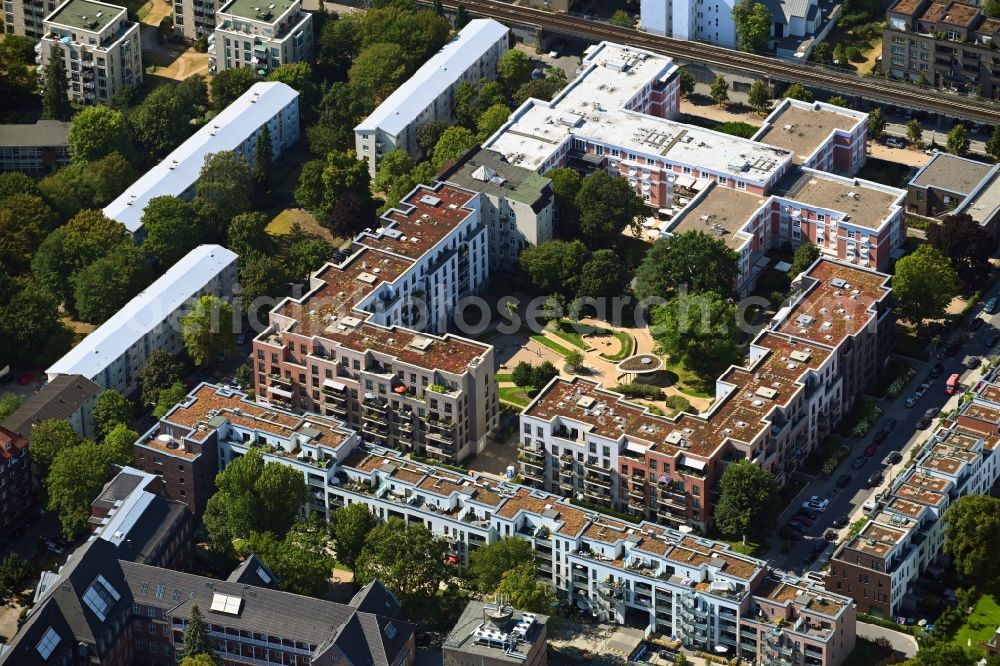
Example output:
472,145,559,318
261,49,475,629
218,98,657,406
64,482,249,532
612,383,665,400
665,395,693,413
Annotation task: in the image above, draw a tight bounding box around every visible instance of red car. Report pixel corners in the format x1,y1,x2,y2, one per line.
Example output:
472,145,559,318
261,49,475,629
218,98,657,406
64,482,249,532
792,514,815,527
864,444,878,458
16,373,33,385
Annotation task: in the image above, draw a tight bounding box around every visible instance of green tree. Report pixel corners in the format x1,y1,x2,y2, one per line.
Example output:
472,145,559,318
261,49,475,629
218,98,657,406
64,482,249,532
987,125,1000,161
0,172,40,200
210,67,260,110
180,656,217,666
102,424,138,467
531,361,559,389
239,254,289,321
330,502,379,570
374,149,415,193
349,42,409,104
68,106,133,163
195,152,255,233
181,605,218,661
893,244,957,327
827,95,850,108
355,518,449,613
927,213,996,291
565,349,585,371
577,249,629,299
227,211,273,259
267,62,319,111
513,69,568,106
0,283,64,363
634,231,740,301
142,196,208,267
547,167,582,237
244,521,333,597
316,13,363,81
477,103,512,141
130,84,192,158
153,382,190,419
747,80,771,114
517,239,590,298
733,0,772,54
678,68,696,98
456,3,470,28
416,120,450,159
286,238,333,279
788,242,820,276
497,49,534,92
0,199,51,275
181,295,235,366
140,351,185,407
868,107,887,141
986,0,1000,18
906,119,923,145
27,419,80,480
71,242,152,324
714,460,780,542
911,643,978,666
316,148,371,218
202,447,308,552
496,564,556,613
575,170,644,247
46,440,113,538
651,291,741,378
510,361,535,388
710,74,730,107
0,552,29,601
0,393,21,422
307,81,370,155
326,190,377,238
610,9,633,27
947,123,970,156
79,152,138,206
92,390,131,440
942,495,1000,583
294,159,326,214
432,126,477,169
251,124,274,186
468,537,536,592
782,83,814,102
41,45,72,121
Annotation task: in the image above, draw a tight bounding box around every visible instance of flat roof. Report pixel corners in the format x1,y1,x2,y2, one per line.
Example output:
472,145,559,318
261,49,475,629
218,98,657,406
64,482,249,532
218,0,294,21
957,170,1000,224
909,152,994,195
483,41,792,184
45,0,124,32
441,147,552,208
777,169,904,231
889,0,925,15
754,99,866,165
357,185,479,260
104,82,298,234
46,245,237,381
668,184,768,250
0,120,70,147
355,19,509,137
443,601,548,662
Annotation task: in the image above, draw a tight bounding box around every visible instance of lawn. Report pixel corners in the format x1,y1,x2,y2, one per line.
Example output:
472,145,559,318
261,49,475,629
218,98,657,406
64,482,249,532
598,330,636,362
550,320,590,350
664,359,714,399
496,373,512,383
530,334,574,358
499,386,536,408
954,592,1000,653
843,638,892,666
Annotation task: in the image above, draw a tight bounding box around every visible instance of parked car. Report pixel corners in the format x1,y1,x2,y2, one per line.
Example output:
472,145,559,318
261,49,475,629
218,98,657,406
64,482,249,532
970,317,986,332
45,540,64,556
836,474,852,488
884,417,898,431
884,451,903,465
831,514,850,528
985,297,999,314
867,470,884,487
781,525,805,540
864,444,878,458
792,514,815,527
786,520,807,534
802,550,818,565
916,416,932,430
904,395,919,408
236,333,246,345
886,137,906,148
802,496,830,512
798,507,818,520
966,356,982,370
929,363,944,379
873,430,888,445
17,373,33,385
852,456,867,469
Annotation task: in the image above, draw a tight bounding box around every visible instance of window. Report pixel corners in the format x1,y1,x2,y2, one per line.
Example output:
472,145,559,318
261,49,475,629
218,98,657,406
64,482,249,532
36,627,61,659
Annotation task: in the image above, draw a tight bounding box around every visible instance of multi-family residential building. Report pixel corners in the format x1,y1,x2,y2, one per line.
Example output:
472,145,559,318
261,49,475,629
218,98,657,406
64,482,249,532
45,245,238,398
904,152,1000,235
884,0,1000,96
443,601,548,666
173,0,221,38
253,182,498,464
826,365,1000,618
518,259,894,530
752,99,868,175
1,533,416,666
0,120,70,174
36,0,141,107
440,147,555,272
354,19,509,176
210,0,312,75
640,0,820,48
4,0,56,37
133,381,856,665
1,373,102,440
0,426,32,541
104,81,299,237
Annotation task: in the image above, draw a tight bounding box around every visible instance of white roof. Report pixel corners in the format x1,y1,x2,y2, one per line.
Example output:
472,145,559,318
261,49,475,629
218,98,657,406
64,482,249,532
104,81,298,233
46,245,238,382
354,19,509,137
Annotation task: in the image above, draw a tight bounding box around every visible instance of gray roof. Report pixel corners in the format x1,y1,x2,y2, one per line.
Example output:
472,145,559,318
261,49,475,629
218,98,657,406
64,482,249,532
350,580,402,617
0,374,101,439
0,120,70,147
226,554,277,588
443,601,548,664
441,147,553,211
909,152,995,195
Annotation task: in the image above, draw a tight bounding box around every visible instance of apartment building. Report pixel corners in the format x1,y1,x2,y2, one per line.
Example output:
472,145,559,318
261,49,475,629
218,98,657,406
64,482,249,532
1,534,415,665
253,183,498,464
354,19,509,176
640,0,820,48
443,601,548,666
104,81,299,237
211,0,312,75
4,0,56,37
0,426,32,542
36,0,141,106
904,152,1000,235
440,147,555,272
518,258,894,530
174,0,221,38
752,99,868,175
884,0,1000,96
826,366,1000,618
130,382,856,665
46,245,238,398
1,374,101,440
0,120,70,174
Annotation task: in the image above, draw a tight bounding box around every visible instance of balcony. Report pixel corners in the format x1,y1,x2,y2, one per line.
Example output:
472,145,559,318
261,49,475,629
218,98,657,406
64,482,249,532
518,454,545,470
521,464,544,480
362,410,387,425
584,458,611,474
427,428,456,447
585,473,611,489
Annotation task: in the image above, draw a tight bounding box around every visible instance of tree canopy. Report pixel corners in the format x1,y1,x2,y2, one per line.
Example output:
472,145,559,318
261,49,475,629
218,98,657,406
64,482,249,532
68,106,133,163
497,49,534,91
41,45,71,121
181,295,235,366
244,519,334,597
733,0,772,53
893,244,957,327
286,238,333,279
747,80,771,114
140,351,186,407
634,231,740,302
709,74,729,107
927,213,997,292
868,108,887,141
432,126,477,169
71,242,151,324
468,537,536,592
194,152,254,233
943,495,1000,583
355,518,449,614
947,123,970,156
788,242,820,277
210,67,260,110
226,211,274,260
575,171,644,248
714,460,780,542
330,503,379,570
496,564,557,614
28,419,81,479
547,167,582,237
103,424,139,467
92,390,131,440
651,291,741,379
517,239,590,299
46,440,114,538
153,382,190,419
181,605,218,661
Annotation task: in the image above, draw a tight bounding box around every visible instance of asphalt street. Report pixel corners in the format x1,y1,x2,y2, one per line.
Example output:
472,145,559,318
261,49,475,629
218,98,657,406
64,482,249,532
766,283,1000,576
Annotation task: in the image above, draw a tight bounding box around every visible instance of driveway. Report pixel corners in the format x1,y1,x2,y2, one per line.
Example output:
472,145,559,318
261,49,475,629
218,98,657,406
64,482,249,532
857,623,918,658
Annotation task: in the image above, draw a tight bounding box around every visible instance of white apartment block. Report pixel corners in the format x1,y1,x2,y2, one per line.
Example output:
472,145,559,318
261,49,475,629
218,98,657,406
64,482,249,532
4,0,59,38
37,0,141,106
354,19,510,177
174,0,222,38
639,0,820,48
104,81,299,237
253,182,498,464
210,0,312,75
46,245,238,397
141,381,858,666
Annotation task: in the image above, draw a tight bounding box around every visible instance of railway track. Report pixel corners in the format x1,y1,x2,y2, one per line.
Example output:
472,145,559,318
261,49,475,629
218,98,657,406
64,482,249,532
438,0,1000,124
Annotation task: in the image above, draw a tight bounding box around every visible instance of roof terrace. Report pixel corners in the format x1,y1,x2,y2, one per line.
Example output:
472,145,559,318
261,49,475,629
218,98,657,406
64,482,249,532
668,184,767,251
777,170,904,231
46,0,123,32
754,101,865,165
